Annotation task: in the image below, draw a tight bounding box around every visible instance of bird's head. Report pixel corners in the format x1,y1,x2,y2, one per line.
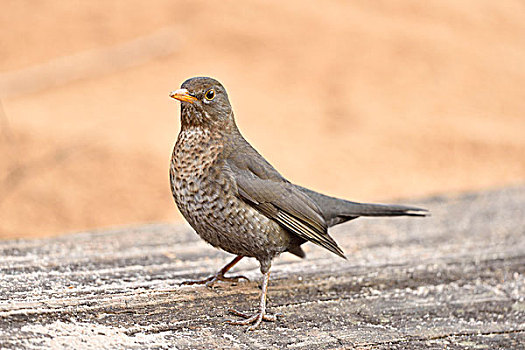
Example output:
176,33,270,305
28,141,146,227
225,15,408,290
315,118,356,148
170,77,235,130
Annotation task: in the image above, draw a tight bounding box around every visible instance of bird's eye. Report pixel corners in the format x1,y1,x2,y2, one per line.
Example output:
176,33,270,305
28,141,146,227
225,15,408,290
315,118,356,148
205,89,215,101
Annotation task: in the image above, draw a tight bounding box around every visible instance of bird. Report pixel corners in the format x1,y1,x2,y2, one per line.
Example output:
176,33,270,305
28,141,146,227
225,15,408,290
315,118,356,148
169,77,429,330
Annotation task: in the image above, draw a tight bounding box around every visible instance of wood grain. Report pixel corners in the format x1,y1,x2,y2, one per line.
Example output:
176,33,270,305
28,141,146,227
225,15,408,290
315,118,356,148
1,187,524,349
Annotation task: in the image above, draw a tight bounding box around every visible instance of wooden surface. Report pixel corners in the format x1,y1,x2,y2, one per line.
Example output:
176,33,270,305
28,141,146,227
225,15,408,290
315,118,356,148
1,186,524,349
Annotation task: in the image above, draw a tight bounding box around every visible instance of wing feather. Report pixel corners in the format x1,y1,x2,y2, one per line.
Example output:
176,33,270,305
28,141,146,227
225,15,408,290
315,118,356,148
225,151,346,259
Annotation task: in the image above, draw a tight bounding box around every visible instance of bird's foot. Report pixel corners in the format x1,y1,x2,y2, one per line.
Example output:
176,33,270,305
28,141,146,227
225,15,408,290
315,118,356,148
181,273,249,288
227,308,282,331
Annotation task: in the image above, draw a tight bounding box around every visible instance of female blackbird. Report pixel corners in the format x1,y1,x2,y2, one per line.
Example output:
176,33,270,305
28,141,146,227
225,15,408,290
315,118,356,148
169,77,428,330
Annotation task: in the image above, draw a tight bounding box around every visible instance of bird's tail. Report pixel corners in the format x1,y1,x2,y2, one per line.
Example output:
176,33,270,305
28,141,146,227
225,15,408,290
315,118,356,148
341,202,429,217
296,185,429,227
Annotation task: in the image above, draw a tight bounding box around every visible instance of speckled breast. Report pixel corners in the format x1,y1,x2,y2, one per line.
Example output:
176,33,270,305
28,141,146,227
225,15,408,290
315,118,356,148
170,127,290,260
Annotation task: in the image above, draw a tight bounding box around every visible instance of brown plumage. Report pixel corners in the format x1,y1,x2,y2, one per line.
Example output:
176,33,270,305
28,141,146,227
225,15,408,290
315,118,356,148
169,77,429,330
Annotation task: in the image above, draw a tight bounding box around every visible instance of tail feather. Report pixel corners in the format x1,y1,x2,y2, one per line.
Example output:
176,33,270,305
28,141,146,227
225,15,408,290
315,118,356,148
345,202,429,217
296,185,429,227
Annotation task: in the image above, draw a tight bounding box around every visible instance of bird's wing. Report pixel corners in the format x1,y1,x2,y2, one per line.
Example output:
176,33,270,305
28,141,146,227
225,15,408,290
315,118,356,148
225,150,346,259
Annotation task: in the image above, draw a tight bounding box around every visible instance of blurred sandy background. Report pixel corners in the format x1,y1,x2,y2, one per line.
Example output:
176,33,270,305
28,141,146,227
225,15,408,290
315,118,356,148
1,0,524,239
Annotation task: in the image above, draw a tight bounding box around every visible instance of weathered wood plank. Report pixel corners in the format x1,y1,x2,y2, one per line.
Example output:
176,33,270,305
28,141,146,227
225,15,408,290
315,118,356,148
1,186,524,349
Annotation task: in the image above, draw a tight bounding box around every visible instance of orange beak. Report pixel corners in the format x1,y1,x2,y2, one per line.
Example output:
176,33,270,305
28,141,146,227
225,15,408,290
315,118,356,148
169,88,198,103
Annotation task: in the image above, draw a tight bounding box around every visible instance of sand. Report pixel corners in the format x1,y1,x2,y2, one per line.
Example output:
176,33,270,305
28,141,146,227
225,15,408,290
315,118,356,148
1,0,524,239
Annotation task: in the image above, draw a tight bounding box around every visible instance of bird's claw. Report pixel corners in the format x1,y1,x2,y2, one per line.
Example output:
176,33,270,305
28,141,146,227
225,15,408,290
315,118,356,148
181,274,249,288
226,308,282,331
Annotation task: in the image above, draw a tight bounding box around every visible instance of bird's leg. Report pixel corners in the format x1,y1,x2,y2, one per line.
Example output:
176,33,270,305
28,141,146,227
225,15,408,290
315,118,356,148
227,270,282,330
181,255,249,288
